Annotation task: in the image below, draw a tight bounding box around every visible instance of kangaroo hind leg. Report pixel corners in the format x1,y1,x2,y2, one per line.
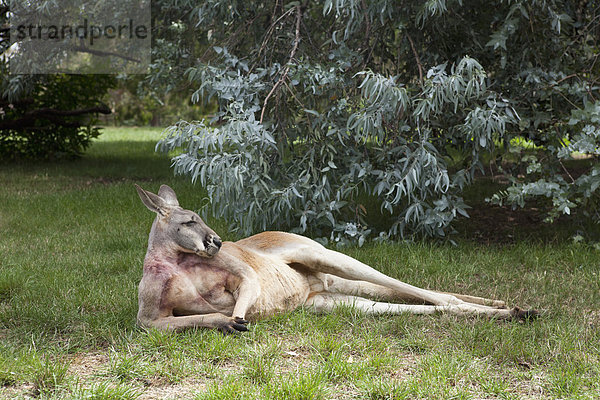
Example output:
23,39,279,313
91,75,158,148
323,274,506,309
305,293,514,318
289,247,461,306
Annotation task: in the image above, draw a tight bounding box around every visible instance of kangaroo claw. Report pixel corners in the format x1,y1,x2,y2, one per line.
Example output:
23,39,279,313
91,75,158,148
218,317,249,335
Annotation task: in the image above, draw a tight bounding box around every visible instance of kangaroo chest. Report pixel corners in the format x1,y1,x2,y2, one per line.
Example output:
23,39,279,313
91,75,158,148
160,254,238,316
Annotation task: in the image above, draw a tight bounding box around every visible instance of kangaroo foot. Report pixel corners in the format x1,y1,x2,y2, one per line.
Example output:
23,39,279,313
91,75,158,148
510,306,539,321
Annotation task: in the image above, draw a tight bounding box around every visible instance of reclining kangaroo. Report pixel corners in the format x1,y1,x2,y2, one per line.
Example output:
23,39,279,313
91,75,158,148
135,184,536,333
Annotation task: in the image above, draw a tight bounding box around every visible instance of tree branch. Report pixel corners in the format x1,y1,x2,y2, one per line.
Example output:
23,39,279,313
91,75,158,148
559,159,576,184
0,98,34,107
72,46,141,63
0,105,111,130
406,32,423,85
0,117,79,130
551,74,579,86
260,5,302,124
26,105,111,117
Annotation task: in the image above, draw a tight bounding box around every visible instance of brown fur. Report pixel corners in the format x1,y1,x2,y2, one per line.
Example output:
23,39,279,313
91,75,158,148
135,185,536,333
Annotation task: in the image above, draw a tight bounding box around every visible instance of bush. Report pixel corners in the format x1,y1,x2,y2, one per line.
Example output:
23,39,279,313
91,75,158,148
0,74,114,160
151,0,600,242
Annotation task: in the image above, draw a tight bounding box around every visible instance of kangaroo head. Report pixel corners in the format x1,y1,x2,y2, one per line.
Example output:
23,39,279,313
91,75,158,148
135,184,222,257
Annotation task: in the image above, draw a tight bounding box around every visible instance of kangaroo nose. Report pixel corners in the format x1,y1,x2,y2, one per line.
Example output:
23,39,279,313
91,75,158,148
213,237,222,249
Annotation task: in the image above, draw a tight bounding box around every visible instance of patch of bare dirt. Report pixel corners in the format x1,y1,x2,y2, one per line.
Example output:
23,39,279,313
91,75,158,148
67,352,109,379
0,384,35,400
66,353,208,399
387,353,421,379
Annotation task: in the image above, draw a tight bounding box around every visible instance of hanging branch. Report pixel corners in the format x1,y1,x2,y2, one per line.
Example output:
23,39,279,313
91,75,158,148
0,105,111,130
260,4,302,124
255,6,296,63
406,32,423,85
25,105,111,117
72,45,141,63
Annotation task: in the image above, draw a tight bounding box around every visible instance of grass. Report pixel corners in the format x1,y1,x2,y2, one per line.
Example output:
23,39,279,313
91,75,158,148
1,126,600,399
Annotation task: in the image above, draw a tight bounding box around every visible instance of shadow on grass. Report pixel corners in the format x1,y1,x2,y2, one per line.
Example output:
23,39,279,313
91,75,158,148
454,177,600,245
3,140,169,177
0,140,181,198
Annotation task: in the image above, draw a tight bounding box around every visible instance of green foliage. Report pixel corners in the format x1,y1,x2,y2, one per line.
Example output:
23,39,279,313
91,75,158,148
0,3,115,160
491,101,600,225
0,74,115,160
153,1,516,242
151,0,600,241
477,1,600,230
105,75,216,127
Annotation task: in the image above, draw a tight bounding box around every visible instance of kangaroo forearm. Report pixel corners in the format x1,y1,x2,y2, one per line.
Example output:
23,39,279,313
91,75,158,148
141,313,231,331
232,281,261,319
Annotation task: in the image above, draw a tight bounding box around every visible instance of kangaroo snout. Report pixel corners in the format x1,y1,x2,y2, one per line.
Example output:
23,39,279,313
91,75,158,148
203,235,222,256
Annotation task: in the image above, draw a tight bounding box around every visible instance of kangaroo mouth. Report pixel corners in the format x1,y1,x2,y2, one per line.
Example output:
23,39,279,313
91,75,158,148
197,246,219,257
201,237,222,257
206,246,220,256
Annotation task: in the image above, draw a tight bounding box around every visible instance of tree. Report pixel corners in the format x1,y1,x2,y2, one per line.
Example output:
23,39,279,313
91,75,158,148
0,0,136,160
0,73,114,160
153,0,600,243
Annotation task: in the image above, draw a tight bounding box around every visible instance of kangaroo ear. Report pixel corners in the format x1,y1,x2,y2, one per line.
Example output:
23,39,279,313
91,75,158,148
135,184,169,216
158,184,179,207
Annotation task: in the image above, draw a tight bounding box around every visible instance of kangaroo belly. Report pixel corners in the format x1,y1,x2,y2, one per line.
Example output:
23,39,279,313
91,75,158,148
246,258,311,319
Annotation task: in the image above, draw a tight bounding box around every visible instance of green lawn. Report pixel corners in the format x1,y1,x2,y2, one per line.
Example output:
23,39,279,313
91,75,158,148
1,127,599,399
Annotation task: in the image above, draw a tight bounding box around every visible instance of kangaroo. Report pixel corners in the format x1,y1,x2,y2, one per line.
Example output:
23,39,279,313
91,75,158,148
135,184,536,333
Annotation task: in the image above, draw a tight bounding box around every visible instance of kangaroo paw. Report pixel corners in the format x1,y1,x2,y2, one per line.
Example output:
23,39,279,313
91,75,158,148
510,306,539,321
218,317,249,335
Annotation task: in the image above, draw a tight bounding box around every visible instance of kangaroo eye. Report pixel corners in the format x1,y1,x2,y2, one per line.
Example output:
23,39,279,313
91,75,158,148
183,220,197,226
